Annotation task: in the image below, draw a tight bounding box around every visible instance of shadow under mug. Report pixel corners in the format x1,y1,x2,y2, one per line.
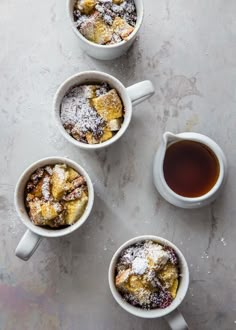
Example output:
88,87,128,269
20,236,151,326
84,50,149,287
14,157,94,261
108,235,190,330
53,71,155,150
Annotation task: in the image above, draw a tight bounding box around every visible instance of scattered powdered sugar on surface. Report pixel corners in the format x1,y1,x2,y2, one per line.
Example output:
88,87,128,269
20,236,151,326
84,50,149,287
220,237,227,246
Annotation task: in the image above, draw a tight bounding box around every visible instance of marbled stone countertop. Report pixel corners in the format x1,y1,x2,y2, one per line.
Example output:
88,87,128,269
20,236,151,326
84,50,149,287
0,1,236,329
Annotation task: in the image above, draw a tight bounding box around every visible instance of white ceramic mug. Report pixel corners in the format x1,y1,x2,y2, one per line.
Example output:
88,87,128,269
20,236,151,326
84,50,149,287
53,71,155,150
67,0,144,60
153,132,228,209
15,157,94,261
108,235,189,330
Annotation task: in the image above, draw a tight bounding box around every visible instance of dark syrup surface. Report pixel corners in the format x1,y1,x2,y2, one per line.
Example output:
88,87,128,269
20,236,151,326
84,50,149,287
163,140,220,197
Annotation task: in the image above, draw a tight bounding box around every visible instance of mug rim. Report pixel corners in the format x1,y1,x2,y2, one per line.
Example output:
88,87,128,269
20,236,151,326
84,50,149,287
53,70,132,150
159,134,226,203
14,156,94,238
67,0,144,50
108,235,189,319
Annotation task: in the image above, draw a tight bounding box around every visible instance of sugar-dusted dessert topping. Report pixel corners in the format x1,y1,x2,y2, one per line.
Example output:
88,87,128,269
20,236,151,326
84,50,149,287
25,164,88,228
115,240,180,310
61,85,107,139
41,175,51,201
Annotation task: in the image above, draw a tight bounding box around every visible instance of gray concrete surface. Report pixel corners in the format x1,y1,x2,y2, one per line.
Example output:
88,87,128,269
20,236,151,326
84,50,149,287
0,0,236,329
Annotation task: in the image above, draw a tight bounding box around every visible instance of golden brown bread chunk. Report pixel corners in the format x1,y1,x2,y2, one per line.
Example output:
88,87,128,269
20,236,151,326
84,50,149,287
115,269,131,290
67,168,80,182
80,12,113,44
113,0,124,4
28,199,45,226
92,89,123,121
158,262,179,290
26,164,89,228
76,0,96,15
86,132,99,144
112,17,134,40
100,128,113,142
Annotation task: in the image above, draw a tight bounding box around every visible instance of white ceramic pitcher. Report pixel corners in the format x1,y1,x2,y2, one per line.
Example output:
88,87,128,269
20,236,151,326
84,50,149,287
153,132,227,209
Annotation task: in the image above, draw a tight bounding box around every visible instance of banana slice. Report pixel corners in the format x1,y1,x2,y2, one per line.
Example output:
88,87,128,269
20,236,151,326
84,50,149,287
65,192,88,225
169,278,179,299
107,118,122,131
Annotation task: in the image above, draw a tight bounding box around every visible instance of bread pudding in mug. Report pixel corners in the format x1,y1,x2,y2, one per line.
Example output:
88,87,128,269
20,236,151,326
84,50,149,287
73,0,137,45
25,164,88,228
60,83,124,144
115,240,180,310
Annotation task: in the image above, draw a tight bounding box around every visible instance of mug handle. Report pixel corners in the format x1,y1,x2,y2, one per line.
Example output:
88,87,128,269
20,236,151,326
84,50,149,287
15,229,42,261
126,80,155,106
165,309,189,330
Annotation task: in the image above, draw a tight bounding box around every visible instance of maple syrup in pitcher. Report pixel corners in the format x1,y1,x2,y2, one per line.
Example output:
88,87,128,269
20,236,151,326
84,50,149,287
163,140,220,198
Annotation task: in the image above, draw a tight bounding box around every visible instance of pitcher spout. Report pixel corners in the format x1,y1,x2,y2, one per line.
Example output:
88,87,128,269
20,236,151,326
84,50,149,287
163,132,178,145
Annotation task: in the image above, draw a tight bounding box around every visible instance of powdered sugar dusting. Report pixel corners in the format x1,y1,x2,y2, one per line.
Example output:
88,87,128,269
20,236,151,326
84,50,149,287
74,0,137,45
116,240,180,310
60,84,109,142
42,175,50,201
132,257,148,275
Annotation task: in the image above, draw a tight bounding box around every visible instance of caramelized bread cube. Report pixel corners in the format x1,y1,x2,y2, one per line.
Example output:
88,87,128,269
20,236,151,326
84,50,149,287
94,17,113,44
65,192,88,225
115,269,131,290
80,13,97,41
41,202,61,221
82,85,98,99
86,132,100,144
92,89,123,121
28,200,45,226
100,128,113,142
158,262,178,289
31,177,44,198
80,12,113,45
107,118,122,131
67,168,80,182
76,0,96,15
112,17,134,40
